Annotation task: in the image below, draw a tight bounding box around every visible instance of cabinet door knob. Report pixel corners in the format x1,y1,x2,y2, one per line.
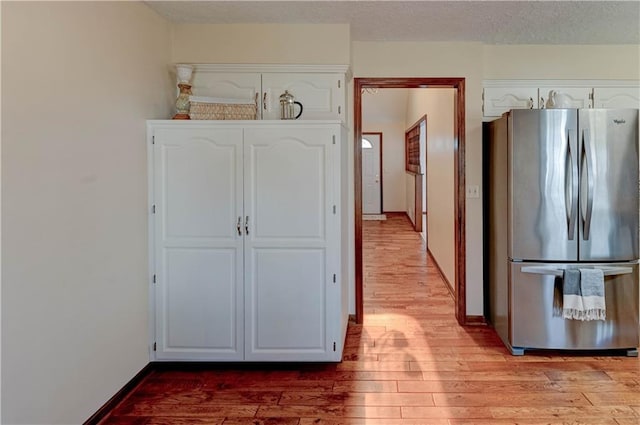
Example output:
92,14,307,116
245,216,250,235
529,97,534,109
237,216,242,236
263,92,267,110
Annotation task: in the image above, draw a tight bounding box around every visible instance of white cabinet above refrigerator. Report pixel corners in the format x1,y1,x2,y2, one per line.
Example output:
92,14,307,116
483,80,640,120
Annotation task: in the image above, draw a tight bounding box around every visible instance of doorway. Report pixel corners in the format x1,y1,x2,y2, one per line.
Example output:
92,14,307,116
362,132,383,216
354,77,467,325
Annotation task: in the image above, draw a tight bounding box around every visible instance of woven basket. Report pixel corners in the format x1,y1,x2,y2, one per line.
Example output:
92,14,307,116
189,96,257,120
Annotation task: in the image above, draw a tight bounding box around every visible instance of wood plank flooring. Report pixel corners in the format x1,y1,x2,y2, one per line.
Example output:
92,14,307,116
100,213,640,424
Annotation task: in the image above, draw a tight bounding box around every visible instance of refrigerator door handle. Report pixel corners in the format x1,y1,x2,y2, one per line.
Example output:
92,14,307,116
566,129,578,240
581,129,595,240
521,265,633,277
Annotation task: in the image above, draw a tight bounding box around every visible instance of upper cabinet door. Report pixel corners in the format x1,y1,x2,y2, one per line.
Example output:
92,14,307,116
152,127,245,361
483,87,538,117
261,73,344,120
190,71,261,106
593,87,640,109
539,87,593,109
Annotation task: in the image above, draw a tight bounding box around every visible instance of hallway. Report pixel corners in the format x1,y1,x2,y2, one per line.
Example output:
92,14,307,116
101,214,640,424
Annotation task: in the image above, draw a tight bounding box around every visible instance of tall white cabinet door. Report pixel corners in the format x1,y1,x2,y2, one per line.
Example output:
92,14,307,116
153,128,244,360
243,126,339,361
593,87,640,109
261,73,344,121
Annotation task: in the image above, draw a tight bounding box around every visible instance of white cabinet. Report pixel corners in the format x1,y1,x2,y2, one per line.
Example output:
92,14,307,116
538,87,592,109
188,64,349,122
593,87,640,109
261,73,344,120
483,86,592,117
483,87,538,117
148,121,348,362
483,80,640,120
189,72,261,105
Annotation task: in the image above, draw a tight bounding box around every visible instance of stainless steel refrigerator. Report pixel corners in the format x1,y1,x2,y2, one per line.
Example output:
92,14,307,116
487,108,639,356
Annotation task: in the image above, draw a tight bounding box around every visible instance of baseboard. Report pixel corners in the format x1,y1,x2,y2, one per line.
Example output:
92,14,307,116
402,211,419,229
83,362,154,425
464,315,488,325
427,248,455,297
426,250,487,326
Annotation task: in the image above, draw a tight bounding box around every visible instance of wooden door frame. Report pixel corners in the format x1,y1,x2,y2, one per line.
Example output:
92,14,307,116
362,132,384,214
354,77,467,325
405,115,428,233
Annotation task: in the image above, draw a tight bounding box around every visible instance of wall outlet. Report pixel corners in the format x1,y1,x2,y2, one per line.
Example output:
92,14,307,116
466,185,480,198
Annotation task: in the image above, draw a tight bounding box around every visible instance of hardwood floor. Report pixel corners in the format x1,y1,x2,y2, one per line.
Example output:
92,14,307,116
100,213,640,424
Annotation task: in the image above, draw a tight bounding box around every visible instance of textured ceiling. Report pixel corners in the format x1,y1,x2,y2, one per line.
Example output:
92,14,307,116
145,1,640,44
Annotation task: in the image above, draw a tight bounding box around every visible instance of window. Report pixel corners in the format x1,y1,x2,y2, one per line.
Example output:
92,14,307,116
405,116,425,174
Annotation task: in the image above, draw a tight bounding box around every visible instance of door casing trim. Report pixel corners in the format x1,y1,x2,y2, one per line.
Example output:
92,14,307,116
354,77,467,325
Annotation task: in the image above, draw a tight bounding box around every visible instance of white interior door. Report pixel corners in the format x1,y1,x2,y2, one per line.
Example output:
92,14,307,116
362,133,382,214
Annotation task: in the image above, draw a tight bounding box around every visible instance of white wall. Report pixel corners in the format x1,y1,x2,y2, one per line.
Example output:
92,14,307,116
1,2,173,423
172,24,351,64
483,45,640,80
406,89,456,287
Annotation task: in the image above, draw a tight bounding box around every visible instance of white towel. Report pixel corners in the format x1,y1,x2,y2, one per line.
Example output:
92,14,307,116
579,268,606,321
562,268,606,321
562,269,584,320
